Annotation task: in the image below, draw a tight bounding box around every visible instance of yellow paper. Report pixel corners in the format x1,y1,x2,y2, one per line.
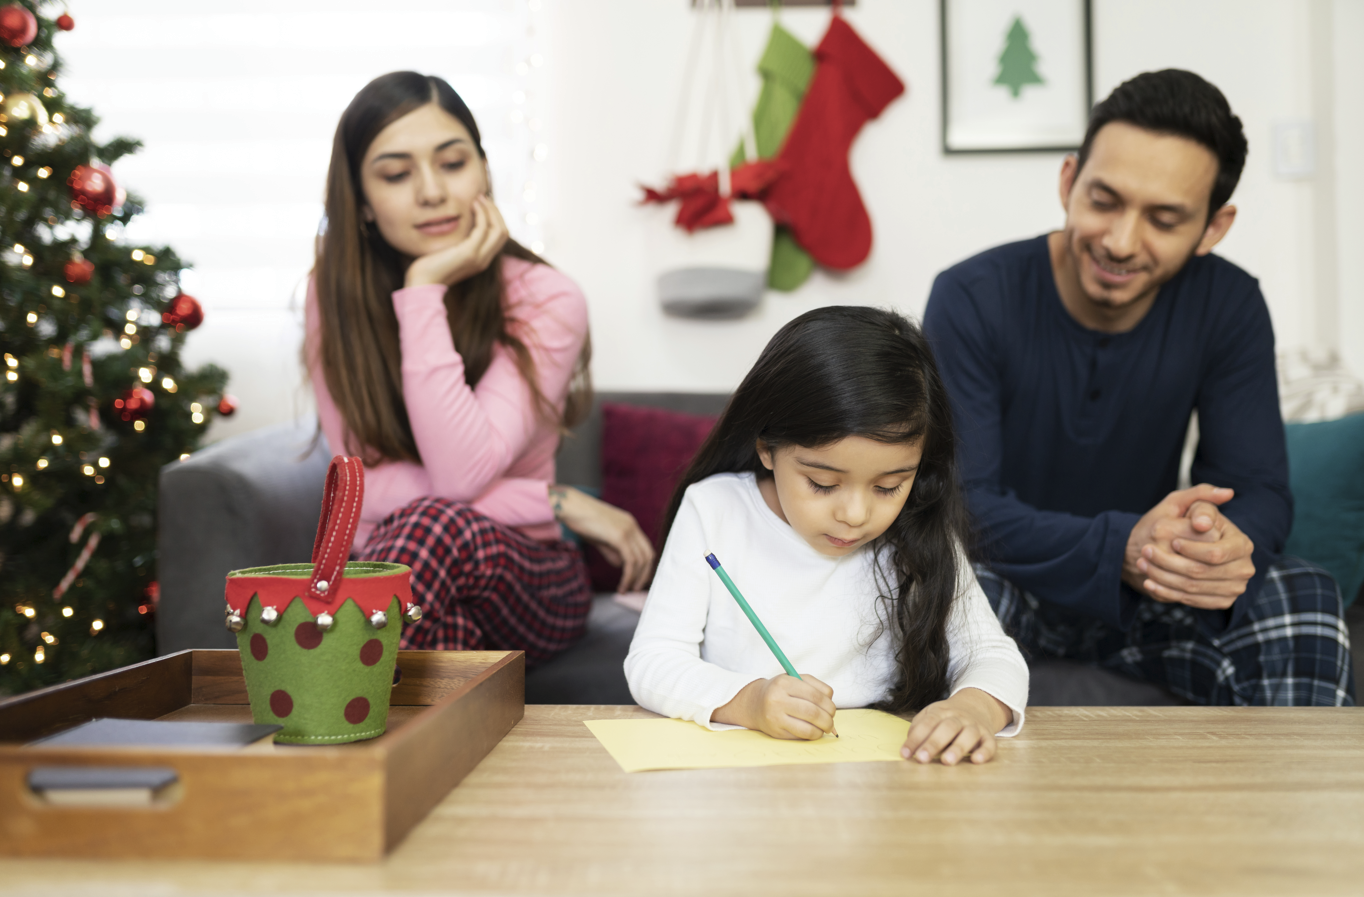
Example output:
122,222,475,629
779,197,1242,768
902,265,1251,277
584,708,911,773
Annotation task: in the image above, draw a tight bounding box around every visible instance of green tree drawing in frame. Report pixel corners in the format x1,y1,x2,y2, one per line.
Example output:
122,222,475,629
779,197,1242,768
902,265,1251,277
994,16,1045,99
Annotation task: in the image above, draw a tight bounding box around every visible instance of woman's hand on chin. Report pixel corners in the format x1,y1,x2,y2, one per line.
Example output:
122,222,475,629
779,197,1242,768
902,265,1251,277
403,195,509,289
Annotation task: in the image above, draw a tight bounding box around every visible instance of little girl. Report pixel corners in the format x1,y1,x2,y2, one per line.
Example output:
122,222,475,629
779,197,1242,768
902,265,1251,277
625,307,1028,764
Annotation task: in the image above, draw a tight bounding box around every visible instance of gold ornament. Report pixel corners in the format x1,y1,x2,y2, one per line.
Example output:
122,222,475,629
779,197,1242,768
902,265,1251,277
1,91,47,128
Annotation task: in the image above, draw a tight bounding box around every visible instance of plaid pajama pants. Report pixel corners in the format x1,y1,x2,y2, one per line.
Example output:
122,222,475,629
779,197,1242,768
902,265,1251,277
358,497,592,667
977,559,1355,706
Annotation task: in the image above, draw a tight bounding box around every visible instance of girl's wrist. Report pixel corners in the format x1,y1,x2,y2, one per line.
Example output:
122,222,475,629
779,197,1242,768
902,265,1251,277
402,268,441,290
548,485,569,520
710,679,764,730
951,687,1012,733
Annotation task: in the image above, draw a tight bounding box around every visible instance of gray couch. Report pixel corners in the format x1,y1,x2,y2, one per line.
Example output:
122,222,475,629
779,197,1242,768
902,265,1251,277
158,392,1188,705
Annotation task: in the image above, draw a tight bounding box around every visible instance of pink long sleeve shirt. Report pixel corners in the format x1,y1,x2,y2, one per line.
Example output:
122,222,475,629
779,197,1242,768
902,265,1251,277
305,256,589,551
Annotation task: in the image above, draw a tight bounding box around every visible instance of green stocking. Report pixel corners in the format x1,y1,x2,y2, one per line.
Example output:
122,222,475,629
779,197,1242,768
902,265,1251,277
732,21,817,292
769,226,815,291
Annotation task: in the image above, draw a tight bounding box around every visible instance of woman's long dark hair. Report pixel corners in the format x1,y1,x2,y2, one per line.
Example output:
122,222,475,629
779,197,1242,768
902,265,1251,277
311,71,591,465
660,307,970,714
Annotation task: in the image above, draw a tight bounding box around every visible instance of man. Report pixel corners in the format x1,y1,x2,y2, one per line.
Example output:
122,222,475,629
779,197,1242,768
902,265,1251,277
923,70,1353,706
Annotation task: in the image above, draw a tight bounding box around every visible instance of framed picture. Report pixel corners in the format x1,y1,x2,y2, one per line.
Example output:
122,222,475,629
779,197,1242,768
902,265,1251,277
940,0,1093,153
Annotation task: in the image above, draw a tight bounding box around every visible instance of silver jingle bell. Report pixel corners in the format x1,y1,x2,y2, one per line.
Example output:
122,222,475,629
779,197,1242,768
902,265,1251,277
223,602,234,618
315,611,335,632
259,606,280,626
369,610,388,629
403,602,423,624
225,612,245,633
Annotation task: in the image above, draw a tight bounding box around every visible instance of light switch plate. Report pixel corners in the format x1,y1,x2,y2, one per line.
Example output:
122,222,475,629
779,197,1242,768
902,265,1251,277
1272,121,1316,179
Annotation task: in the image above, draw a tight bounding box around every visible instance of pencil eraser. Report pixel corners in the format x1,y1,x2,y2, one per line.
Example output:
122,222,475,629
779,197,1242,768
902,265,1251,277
704,553,720,569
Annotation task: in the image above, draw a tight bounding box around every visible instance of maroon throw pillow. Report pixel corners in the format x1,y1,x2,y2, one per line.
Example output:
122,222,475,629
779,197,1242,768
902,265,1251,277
588,403,718,591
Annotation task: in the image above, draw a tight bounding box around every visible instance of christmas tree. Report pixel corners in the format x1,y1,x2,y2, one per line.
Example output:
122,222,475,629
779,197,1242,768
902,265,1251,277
994,16,1044,99
0,1,229,696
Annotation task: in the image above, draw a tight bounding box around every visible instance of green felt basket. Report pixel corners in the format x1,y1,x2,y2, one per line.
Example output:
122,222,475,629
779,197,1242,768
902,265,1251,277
223,458,419,745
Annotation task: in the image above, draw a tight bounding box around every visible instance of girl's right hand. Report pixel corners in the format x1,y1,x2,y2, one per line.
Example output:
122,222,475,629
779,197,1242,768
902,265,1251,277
404,195,509,289
713,675,838,741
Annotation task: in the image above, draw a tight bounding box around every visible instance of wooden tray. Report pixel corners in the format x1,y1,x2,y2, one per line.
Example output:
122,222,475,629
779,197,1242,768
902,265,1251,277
0,649,523,862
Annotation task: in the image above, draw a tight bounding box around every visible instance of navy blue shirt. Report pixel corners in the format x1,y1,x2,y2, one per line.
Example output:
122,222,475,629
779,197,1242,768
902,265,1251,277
923,235,1290,634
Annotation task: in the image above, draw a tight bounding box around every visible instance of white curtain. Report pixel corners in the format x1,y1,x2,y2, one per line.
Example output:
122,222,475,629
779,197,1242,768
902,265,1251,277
57,0,551,437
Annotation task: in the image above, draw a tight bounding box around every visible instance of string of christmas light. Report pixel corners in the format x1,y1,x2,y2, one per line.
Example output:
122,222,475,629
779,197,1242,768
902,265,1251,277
508,0,550,257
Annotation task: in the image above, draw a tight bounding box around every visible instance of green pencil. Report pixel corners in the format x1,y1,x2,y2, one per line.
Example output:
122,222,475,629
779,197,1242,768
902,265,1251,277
704,552,801,680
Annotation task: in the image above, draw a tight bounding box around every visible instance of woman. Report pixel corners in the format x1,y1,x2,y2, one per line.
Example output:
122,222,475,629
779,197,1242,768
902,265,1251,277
307,71,651,663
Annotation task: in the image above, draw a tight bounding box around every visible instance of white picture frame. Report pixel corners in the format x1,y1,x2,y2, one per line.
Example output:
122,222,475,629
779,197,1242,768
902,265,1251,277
941,0,1093,153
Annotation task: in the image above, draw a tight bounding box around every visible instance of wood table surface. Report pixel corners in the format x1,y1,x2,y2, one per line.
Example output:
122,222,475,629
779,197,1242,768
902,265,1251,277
2,705,1363,896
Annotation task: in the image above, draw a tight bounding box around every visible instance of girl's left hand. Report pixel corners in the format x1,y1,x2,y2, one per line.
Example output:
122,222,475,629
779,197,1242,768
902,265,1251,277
901,687,1012,766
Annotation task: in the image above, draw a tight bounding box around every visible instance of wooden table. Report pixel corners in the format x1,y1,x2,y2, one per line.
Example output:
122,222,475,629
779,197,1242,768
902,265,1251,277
2,705,1362,896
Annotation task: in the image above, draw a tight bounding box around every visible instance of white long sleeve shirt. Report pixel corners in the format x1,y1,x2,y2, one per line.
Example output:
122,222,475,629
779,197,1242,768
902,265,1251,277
625,473,1029,734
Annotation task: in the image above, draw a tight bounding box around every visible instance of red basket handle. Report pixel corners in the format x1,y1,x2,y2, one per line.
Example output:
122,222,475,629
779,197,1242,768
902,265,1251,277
307,456,365,604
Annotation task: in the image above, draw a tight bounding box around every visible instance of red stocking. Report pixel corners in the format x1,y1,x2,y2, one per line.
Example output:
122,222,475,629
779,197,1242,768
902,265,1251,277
762,15,904,270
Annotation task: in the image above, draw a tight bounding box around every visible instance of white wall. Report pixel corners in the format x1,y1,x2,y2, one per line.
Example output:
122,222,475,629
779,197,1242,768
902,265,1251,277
55,0,1363,434
546,0,1066,392
1334,0,1364,379
550,0,1363,393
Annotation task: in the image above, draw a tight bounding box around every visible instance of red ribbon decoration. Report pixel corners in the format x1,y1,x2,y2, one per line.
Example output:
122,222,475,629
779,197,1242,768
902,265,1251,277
640,160,782,233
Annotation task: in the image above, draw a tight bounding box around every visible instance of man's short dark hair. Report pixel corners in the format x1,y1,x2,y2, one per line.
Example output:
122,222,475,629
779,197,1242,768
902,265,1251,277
1077,69,1248,214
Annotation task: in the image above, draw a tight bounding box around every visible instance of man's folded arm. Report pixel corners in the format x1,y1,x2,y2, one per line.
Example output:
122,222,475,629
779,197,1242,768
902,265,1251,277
925,268,1140,630
968,487,1143,629
1187,279,1293,630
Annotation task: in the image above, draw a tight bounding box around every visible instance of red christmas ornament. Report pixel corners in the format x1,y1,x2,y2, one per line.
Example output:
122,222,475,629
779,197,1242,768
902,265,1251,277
217,395,238,417
92,161,127,208
68,165,118,217
56,12,74,31
114,386,155,422
63,258,94,284
162,293,204,331
138,579,157,615
0,3,37,48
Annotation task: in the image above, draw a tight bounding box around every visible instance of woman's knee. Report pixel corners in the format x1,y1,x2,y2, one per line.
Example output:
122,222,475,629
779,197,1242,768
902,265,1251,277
361,497,488,558
390,496,483,529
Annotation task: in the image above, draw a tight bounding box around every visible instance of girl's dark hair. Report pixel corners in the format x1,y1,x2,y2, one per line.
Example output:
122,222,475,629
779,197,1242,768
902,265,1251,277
311,71,591,465
660,306,971,714
1077,69,1248,216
